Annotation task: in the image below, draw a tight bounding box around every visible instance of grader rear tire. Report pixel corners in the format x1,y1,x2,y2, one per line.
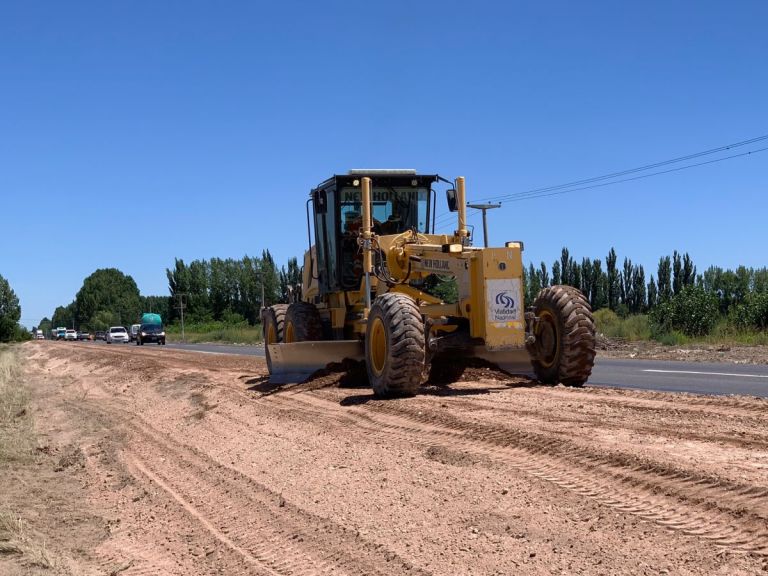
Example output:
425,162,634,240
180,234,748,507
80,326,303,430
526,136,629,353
263,304,288,374
284,302,323,342
366,293,425,398
529,285,596,386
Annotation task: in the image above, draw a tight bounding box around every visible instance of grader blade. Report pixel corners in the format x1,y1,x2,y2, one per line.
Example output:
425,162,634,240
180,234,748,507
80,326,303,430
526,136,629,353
469,346,535,377
266,340,365,384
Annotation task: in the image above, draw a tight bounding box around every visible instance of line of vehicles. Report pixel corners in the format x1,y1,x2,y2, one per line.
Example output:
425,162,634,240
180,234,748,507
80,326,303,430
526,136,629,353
48,313,167,346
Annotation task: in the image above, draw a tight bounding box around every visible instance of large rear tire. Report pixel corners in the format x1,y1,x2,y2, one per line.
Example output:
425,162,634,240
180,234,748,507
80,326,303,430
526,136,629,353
529,285,596,386
284,302,323,343
366,293,425,398
263,304,288,374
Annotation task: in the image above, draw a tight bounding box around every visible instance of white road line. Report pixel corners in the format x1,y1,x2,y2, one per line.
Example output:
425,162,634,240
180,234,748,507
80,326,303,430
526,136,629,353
643,369,768,379
165,347,229,355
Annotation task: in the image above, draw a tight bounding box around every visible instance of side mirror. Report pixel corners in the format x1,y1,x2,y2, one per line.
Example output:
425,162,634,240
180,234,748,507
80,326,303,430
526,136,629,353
314,189,328,214
446,188,458,212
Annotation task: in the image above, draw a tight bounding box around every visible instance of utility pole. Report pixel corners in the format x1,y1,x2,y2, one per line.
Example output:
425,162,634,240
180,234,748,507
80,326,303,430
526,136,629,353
467,203,502,247
175,293,186,342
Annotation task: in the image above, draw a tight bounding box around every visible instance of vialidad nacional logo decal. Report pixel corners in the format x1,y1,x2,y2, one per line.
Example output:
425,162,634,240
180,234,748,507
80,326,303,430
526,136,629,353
495,291,515,309
486,279,522,324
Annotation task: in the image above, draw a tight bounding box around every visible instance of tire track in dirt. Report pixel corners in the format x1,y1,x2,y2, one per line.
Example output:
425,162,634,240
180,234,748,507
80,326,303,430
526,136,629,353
268,392,768,557
124,415,429,576
59,399,265,576
69,389,431,576
125,456,284,576
573,386,768,417
46,345,768,568
425,384,768,425
413,394,768,453
95,542,189,576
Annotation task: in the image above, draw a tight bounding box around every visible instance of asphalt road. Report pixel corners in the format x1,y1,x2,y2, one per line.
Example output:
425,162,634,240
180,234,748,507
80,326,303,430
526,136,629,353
588,358,768,398
165,342,265,357
159,342,768,399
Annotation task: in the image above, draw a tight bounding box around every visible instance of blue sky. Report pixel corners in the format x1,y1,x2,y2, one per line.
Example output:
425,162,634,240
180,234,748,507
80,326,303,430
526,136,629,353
2,1,766,328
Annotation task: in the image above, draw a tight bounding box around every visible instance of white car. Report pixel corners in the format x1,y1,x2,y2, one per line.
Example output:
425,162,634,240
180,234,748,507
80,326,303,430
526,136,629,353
65,329,77,341
106,326,130,344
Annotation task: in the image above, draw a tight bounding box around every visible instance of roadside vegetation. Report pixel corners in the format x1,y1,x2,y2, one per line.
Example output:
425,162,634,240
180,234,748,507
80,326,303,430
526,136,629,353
593,309,768,346
0,275,30,343
0,346,33,463
0,345,53,568
41,245,767,347
44,253,298,342
165,321,263,344
525,247,768,346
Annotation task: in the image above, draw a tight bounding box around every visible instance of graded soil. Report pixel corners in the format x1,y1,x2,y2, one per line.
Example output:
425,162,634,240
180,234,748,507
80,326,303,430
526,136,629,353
1,341,766,575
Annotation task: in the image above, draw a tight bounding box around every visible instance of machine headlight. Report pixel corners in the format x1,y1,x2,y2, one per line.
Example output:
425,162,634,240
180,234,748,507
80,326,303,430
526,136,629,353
159,332,165,336
141,332,147,336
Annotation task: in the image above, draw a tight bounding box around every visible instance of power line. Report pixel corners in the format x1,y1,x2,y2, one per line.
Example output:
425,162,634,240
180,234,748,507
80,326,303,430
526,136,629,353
432,134,768,226
434,207,481,232
500,145,768,203
479,133,768,204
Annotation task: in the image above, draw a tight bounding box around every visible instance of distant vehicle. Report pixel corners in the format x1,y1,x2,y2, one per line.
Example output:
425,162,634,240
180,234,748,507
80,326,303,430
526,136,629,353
106,326,129,344
129,324,141,342
95,330,107,341
35,330,44,340
77,331,91,341
55,327,67,340
136,324,166,346
65,329,77,341
141,313,162,326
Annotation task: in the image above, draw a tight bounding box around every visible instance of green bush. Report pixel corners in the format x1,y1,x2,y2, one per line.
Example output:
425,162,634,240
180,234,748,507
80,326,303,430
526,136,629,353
707,319,768,345
615,314,651,340
731,292,768,330
593,309,651,341
166,325,263,344
655,331,688,346
593,308,619,332
649,286,720,337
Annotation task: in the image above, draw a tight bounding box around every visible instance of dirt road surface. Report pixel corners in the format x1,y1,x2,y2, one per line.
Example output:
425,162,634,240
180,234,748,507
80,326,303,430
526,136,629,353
598,338,768,366
2,342,767,575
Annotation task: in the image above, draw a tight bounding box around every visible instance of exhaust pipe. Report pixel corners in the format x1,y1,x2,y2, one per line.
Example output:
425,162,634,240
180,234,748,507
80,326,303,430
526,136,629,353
455,176,469,242
361,176,373,314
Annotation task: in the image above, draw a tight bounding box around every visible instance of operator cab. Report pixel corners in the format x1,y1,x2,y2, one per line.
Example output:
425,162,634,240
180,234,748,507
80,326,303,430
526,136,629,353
310,170,438,293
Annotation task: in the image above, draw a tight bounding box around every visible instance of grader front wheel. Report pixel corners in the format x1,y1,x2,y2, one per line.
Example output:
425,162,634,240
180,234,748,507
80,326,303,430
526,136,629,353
284,302,323,343
529,285,596,386
365,293,425,398
263,304,288,374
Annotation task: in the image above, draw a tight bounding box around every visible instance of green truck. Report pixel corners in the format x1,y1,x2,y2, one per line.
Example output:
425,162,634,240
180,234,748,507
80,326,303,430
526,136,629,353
137,313,166,346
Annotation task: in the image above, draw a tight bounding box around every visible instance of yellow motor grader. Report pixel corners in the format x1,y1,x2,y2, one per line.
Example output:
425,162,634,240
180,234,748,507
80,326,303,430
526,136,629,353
263,170,595,397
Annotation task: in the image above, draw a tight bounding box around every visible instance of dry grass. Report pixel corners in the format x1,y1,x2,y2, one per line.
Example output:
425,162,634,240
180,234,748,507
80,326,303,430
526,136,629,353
0,346,33,463
0,346,55,569
0,511,54,568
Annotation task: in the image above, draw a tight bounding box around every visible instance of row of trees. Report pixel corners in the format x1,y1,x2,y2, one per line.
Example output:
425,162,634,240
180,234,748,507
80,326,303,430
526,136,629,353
44,252,302,334
523,247,768,335
47,268,167,333
0,273,27,342
165,251,301,325
38,247,768,339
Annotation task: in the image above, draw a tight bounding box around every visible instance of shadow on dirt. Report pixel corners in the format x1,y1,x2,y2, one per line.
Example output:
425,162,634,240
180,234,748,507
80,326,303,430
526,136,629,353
242,358,543,401
242,375,276,394
338,380,543,406
242,360,370,397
